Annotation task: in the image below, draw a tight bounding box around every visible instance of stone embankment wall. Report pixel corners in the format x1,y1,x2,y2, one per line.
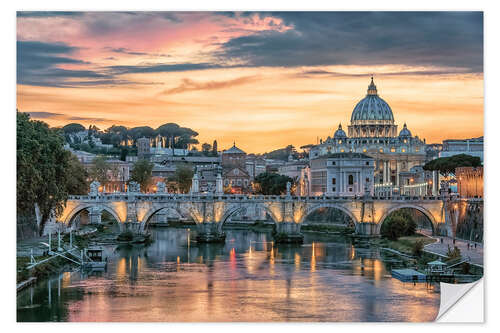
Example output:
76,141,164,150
454,200,483,242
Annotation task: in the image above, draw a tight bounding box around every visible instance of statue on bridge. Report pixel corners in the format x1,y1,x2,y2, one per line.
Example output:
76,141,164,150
286,181,291,196
89,181,100,195
128,181,140,193
156,181,166,193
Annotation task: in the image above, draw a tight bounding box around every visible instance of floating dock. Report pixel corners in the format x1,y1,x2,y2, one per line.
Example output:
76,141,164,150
392,269,427,282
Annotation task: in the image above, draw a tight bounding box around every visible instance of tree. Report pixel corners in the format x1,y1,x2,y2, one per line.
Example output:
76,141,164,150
201,143,212,156
62,123,85,134
380,215,407,240
168,165,194,193
412,239,425,257
88,156,110,186
253,172,293,195
129,126,156,146
65,155,89,195
212,140,218,155
423,154,481,177
17,112,74,235
130,159,154,192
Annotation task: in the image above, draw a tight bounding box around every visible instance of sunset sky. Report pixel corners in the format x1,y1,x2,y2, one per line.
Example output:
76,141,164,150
16,11,483,153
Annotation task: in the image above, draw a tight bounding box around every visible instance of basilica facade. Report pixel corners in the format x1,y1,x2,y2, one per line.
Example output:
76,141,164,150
306,78,436,196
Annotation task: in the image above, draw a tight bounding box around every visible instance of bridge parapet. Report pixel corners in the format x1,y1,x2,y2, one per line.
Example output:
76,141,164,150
61,193,476,240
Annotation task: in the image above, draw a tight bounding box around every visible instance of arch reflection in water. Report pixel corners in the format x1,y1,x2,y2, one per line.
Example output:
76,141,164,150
17,227,439,322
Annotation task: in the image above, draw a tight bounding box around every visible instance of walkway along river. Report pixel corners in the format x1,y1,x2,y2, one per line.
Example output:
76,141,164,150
17,227,440,322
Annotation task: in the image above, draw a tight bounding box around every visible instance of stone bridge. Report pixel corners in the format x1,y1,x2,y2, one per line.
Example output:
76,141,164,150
57,192,465,243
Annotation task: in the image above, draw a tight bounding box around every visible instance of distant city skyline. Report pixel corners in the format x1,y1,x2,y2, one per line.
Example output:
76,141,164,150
17,11,483,153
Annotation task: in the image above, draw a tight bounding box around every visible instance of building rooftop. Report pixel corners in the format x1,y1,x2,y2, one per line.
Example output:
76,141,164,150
314,152,373,160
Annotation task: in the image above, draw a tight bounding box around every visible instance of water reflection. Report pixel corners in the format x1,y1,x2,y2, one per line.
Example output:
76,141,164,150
17,227,439,322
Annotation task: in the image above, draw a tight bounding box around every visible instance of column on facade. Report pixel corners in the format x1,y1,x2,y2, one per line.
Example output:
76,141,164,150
396,161,400,187
382,161,387,183
357,171,361,194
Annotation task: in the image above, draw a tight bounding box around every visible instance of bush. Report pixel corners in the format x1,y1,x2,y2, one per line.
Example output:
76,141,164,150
412,239,425,257
117,231,134,242
381,216,407,240
446,245,461,260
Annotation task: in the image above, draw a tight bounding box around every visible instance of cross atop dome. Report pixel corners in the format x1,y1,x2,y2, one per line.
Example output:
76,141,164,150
367,76,378,95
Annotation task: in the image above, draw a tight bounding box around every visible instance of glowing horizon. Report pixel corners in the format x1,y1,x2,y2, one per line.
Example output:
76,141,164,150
16,12,483,153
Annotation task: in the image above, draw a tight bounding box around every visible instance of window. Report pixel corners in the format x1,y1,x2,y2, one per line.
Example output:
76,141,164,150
348,175,354,185
363,148,367,153
332,187,336,192
366,161,370,166
349,187,353,192
332,178,336,185
379,148,383,153
331,161,336,165
391,147,396,152
402,148,406,153
366,178,370,183
340,149,345,153
237,179,241,186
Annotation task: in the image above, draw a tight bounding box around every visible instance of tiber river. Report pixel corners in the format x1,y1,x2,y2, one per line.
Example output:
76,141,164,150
17,227,440,322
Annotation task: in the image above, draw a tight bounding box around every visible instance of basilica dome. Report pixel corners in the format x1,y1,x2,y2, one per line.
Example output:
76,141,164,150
334,124,347,139
398,123,412,137
350,77,394,123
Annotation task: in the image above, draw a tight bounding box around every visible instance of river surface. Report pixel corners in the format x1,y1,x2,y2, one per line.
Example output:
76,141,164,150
17,227,440,322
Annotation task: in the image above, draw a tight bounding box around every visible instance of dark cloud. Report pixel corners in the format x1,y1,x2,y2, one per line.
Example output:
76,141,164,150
25,111,113,123
17,11,83,18
108,62,228,74
17,40,114,87
104,47,170,57
217,12,483,73
161,76,258,95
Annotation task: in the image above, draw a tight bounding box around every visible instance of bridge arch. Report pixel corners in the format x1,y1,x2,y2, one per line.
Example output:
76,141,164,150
376,204,437,235
301,203,359,225
140,204,193,226
219,203,277,225
63,204,122,226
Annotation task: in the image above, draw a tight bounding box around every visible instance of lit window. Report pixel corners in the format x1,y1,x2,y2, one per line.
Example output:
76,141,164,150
340,149,345,152
391,147,395,152
402,148,406,153
363,148,367,153
379,148,383,153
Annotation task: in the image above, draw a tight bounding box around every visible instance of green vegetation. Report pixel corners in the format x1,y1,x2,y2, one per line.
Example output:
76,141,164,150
423,153,481,176
130,159,154,191
378,235,435,256
62,123,85,134
301,224,354,234
446,245,462,260
261,145,299,161
168,165,194,193
63,122,200,150
380,210,417,240
17,112,87,236
88,155,111,186
65,155,89,195
254,172,293,195
412,239,425,257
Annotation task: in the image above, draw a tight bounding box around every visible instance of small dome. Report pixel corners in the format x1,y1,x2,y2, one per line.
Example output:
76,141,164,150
224,142,246,154
350,77,394,123
399,123,412,137
334,123,347,139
